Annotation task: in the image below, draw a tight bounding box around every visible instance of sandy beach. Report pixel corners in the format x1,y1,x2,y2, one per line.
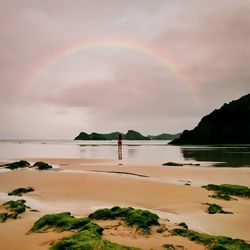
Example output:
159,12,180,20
0,158,250,249
2,0,250,248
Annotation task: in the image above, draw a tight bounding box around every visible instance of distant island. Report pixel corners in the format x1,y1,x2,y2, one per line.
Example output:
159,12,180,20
169,93,250,145
149,133,181,140
74,130,180,140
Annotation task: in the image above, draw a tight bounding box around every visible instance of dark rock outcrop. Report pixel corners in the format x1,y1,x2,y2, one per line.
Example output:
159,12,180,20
33,161,52,170
74,132,91,140
169,94,250,145
4,160,30,170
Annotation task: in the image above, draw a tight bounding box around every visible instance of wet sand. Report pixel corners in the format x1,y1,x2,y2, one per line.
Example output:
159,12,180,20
0,158,249,249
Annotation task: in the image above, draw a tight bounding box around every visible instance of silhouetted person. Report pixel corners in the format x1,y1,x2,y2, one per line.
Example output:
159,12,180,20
118,133,122,160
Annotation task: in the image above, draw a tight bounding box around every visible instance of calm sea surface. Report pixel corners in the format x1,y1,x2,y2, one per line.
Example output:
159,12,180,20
0,140,250,167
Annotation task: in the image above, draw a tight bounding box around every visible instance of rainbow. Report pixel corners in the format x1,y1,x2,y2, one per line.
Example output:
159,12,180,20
24,41,197,103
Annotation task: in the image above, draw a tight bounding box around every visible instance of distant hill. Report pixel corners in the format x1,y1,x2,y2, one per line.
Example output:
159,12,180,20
169,93,250,145
124,130,150,140
149,133,181,140
100,132,125,140
74,132,107,140
74,130,179,140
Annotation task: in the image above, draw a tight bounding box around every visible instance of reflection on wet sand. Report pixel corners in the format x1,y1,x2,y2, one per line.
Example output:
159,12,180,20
181,146,250,167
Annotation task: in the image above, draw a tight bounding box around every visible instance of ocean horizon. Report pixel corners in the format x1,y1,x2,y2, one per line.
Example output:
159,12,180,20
1,139,250,167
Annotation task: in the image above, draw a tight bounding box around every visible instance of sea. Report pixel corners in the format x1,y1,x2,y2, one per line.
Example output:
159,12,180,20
0,140,250,167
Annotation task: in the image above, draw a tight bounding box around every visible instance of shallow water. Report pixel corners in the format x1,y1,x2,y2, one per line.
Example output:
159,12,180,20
0,140,250,167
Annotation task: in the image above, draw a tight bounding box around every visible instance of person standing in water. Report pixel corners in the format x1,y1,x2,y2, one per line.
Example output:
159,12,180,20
118,133,122,160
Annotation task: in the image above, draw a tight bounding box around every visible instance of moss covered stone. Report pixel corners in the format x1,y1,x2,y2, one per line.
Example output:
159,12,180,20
8,187,34,196
210,193,233,201
208,204,223,214
0,213,8,222
52,230,139,250
4,160,30,170
89,206,159,230
202,184,250,200
207,203,232,214
31,212,92,232
31,212,140,250
163,244,176,250
2,199,28,220
172,228,250,250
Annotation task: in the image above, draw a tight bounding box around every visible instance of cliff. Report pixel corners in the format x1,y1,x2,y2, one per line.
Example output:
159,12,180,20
169,93,250,145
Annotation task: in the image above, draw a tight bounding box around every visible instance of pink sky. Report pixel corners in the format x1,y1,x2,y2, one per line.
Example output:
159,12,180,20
0,0,250,139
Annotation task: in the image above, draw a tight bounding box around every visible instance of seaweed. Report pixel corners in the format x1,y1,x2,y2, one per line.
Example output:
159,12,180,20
202,184,250,200
163,244,184,250
0,213,8,222
162,244,176,250
210,193,233,201
8,187,34,196
88,206,159,230
2,199,28,220
172,228,250,250
207,203,233,214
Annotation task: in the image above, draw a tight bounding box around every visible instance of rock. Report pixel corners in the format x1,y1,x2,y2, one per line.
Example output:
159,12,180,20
169,93,250,145
33,162,52,170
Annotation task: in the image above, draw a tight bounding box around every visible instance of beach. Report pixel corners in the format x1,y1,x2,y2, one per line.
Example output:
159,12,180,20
0,157,249,249
2,0,250,248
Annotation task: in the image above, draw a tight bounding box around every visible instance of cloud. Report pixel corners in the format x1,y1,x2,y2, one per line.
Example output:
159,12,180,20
39,60,200,133
0,0,249,138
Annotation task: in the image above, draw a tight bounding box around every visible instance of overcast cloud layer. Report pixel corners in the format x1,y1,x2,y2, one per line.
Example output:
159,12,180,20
0,0,250,139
